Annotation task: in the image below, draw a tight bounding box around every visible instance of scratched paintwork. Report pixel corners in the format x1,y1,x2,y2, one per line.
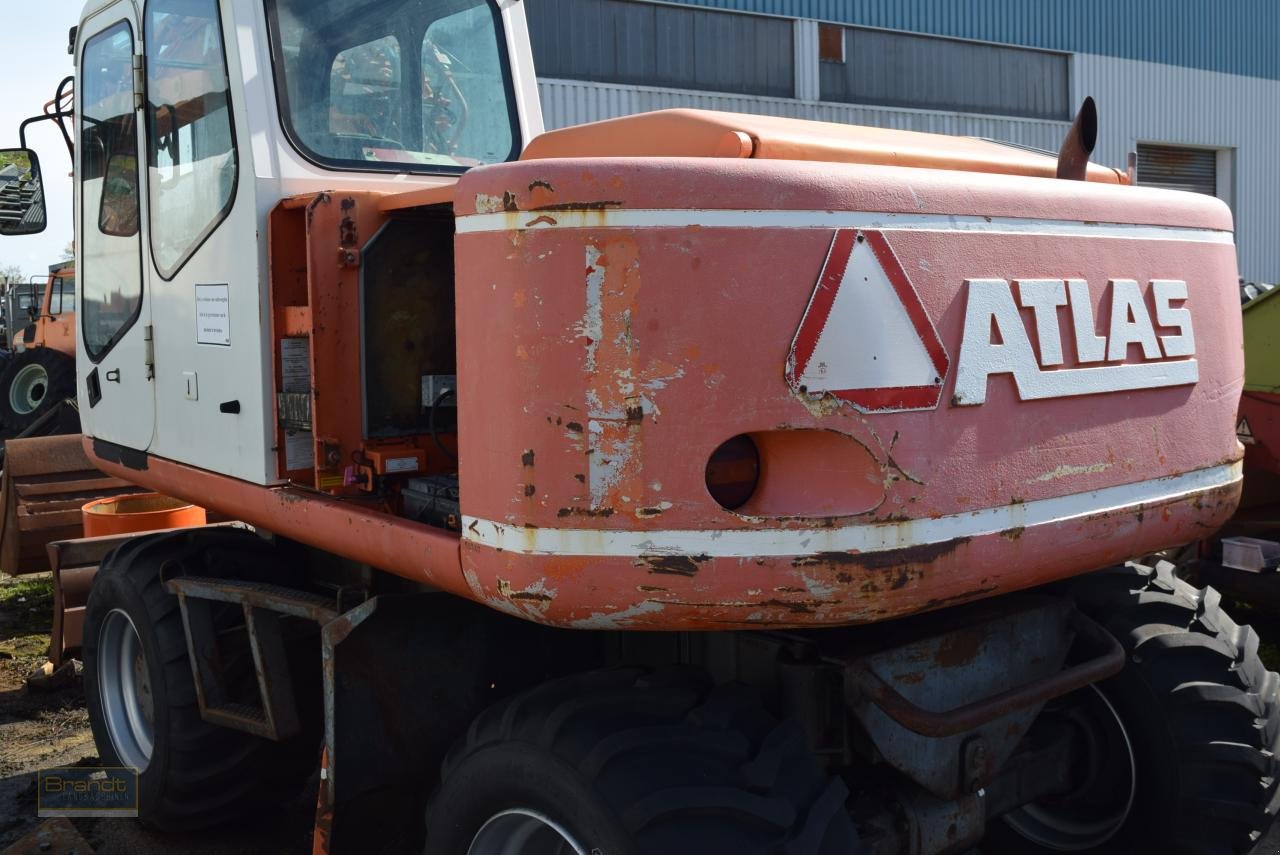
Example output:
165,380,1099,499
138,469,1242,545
452,156,1243,629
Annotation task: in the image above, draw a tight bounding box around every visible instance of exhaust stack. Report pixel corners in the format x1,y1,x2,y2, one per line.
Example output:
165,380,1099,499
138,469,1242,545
1056,97,1098,181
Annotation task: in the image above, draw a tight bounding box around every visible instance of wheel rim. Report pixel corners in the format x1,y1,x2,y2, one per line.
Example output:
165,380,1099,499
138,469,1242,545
8,362,48,414
467,808,588,855
1002,685,1136,851
97,609,155,772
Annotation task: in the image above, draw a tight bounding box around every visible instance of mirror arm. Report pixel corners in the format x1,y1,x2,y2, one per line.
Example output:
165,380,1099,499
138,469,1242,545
19,76,76,162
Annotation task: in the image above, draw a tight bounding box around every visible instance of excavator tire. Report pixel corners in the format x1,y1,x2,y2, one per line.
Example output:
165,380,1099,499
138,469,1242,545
83,528,320,831
993,562,1280,853
0,346,75,434
424,667,861,855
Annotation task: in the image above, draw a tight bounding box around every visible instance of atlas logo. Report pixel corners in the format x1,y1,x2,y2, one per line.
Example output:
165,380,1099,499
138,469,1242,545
953,278,1197,406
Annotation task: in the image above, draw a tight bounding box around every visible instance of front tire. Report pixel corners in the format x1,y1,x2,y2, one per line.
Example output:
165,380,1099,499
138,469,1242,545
83,529,319,830
425,668,860,855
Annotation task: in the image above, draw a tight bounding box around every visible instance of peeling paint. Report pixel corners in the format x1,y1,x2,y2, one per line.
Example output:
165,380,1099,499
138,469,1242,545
579,245,605,372
1026,462,1113,484
636,501,673,518
570,599,665,629
638,553,709,576
474,193,505,214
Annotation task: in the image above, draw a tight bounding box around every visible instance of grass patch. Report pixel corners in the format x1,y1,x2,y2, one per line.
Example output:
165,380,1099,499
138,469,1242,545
0,576,53,607
0,575,53,640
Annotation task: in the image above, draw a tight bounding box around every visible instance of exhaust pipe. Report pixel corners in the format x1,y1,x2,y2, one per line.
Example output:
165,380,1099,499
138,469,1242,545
1056,96,1098,181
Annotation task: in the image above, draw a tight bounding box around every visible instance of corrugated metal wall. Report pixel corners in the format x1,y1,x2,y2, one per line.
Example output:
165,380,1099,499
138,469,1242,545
820,26,1069,119
1076,53,1278,281
648,0,1280,80
538,77,1069,151
531,0,1280,281
528,0,794,97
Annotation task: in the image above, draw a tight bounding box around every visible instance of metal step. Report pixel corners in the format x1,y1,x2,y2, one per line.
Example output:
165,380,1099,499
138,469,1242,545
167,575,341,740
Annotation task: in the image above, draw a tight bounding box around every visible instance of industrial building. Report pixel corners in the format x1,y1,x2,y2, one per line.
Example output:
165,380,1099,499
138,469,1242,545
529,0,1277,281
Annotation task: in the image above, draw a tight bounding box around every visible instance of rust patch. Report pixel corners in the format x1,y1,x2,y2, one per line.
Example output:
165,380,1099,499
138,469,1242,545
565,421,584,433
557,506,614,518
523,484,536,498
531,200,623,212
635,506,665,518
528,179,554,193
935,626,987,667
1001,526,1025,541
895,670,926,685
509,590,553,603
637,584,668,593
640,554,709,577
792,537,970,571
922,586,999,612
521,449,536,467
759,598,830,615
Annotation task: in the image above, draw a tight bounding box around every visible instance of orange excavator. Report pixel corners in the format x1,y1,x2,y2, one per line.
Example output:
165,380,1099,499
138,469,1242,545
0,3,1273,853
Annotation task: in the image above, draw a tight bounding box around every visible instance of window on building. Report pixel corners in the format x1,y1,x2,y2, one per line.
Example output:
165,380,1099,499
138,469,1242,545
819,24,844,63
820,27,1069,120
528,0,794,98
145,0,238,279
80,21,144,361
1135,144,1218,196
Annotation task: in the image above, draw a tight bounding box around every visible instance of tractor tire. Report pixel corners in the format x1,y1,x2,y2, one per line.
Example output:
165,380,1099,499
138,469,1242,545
83,528,320,831
0,346,74,434
424,667,860,855
993,562,1280,854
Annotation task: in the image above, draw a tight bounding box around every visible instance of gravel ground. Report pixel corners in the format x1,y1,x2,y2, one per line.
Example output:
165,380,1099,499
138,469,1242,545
4,570,1280,854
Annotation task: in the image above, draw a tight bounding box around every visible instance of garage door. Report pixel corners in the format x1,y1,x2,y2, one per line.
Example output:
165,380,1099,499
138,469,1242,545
1136,144,1217,196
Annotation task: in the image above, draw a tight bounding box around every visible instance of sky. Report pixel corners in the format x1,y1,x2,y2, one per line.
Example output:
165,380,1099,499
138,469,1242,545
0,2,81,279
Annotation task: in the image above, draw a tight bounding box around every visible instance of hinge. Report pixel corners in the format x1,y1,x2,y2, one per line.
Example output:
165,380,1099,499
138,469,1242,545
144,324,154,380
132,54,144,111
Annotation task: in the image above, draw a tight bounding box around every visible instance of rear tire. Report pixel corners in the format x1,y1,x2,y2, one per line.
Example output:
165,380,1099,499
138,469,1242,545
0,347,74,433
83,528,320,831
992,563,1280,853
424,668,861,855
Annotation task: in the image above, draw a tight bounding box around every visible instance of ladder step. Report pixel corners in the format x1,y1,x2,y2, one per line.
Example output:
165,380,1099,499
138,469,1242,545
167,575,339,623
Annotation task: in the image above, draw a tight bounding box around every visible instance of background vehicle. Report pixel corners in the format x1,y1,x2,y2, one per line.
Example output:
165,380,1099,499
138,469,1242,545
0,261,78,435
2,1,1272,853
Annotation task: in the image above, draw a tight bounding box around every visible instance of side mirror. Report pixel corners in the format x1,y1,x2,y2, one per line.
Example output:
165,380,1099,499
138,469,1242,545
0,149,47,236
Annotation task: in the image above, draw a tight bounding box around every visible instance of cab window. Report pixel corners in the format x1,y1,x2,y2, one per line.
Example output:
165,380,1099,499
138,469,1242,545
265,0,518,173
145,0,238,278
80,21,144,361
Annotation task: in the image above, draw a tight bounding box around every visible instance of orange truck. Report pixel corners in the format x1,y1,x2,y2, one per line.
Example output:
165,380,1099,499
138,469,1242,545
0,260,77,433
1,2,1273,853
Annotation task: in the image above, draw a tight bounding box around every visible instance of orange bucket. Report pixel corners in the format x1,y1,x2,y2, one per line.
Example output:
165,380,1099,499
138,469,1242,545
82,492,207,538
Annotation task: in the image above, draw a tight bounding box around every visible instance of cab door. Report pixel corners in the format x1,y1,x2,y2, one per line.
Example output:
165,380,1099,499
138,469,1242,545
76,3,156,452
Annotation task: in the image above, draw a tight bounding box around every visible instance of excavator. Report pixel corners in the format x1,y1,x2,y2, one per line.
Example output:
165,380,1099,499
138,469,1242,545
1,2,1274,853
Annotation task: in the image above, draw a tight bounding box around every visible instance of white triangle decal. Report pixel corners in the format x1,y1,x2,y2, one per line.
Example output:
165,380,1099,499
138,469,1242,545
787,230,948,413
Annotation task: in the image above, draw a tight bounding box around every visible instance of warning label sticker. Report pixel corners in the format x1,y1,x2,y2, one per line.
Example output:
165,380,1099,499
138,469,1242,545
195,283,231,346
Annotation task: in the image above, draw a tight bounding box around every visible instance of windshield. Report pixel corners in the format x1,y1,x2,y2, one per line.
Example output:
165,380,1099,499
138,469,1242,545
265,0,518,172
